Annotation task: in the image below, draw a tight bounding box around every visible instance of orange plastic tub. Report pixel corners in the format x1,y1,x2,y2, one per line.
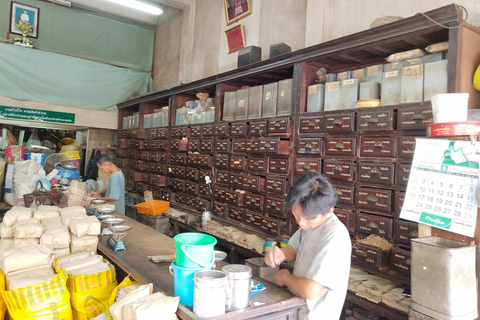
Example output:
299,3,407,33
135,200,170,216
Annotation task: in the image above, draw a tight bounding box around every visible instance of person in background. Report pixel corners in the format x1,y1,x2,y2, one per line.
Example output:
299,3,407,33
91,155,125,214
265,171,351,320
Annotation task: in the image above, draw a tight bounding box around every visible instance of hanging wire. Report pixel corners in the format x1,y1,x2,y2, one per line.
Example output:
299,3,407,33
418,5,468,30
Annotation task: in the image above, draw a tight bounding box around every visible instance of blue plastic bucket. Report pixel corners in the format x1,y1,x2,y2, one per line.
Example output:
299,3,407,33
169,261,214,308
174,232,217,268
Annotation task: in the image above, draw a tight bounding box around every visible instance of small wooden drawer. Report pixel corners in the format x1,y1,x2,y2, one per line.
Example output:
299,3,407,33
167,178,185,192
143,140,151,150
150,174,166,187
323,160,355,181
129,130,137,138
268,118,290,134
245,210,262,228
170,153,186,165
198,184,211,198
141,173,150,184
358,162,395,185
333,184,355,205
325,137,356,157
172,166,186,178
351,242,390,270
185,195,196,208
147,152,158,162
398,137,416,160
146,128,158,139
229,155,247,171
245,193,264,211
118,139,127,149
299,116,323,134
356,109,396,132
390,248,411,274
187,154,213,167
225,190,245,206
397,105,433,130
115,158,126,168
247,157,267,173
356,212,393,239
170,140,180,151
202,124,214,136
135,140,145,150
249,120,267,136
188,140,200,152
231,123,248,136
216,139,231,153
335,207,354,232
359,136,397,158
153,163,167,174
265,196,286,217
132,149,141,159
198,169,212,182
213,202,228,218
396,163,411,187
242,175,265,192
295,158,321,175
199,139,214,153
247,138,290,155
175,193,186,205
134,160,144,171
228,206,245,223
261,216,287,237
171,126,190,137
117,131,128,139
214,123,229,136
157,128,169,138
156,140,168,151
157,153,168,163
185,181,198,194
116,149,127,158
230,172,244,189
196,197,211,212
394,192,405,215
297,137,323,155
268,158,290,174
324,113,355,133
265,177,288,195
136,129,148,140
394,220,418,246
356,188,393,214
214,154,229,169
213,187,228,202
190,125,202,137
232,139,248,153
215,170,230,185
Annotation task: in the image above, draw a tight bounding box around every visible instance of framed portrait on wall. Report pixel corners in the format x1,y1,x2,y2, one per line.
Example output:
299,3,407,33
224,24,246,54
223,0,252,26
10,1,40,38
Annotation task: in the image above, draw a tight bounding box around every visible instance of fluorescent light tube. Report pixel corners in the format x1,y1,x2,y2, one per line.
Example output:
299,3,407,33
105,0,163,15
48,0,71,7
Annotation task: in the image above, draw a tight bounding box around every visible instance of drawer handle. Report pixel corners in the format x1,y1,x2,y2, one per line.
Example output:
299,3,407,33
264,143,271,148
305,143,312,150
412,114,426,120
335,143,345,149
249,216,256,222
367,117,379,123
410,230,418,238
266,222,273,228
250,144,256,148
333,119,342,125
229,194,234,199
307,121,315,127
370,167,380,174
303,164,311,170
373,141,384,148
336,189,343,196
406,258,411,266
255,126,261,130
247,179,253,184
272,182,279,187
367,221,379,229
251,198,257,203
253,161,260,166
355,250,367,257
233,178,239,183
274,122,281,127
334,165,342,171
271,202,277,207
366,195,378,202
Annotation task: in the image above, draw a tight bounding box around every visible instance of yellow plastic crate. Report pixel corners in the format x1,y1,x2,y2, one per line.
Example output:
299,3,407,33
135,200,170,216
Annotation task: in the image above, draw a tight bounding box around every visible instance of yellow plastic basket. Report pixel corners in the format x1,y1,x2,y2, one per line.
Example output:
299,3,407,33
135,200,170,216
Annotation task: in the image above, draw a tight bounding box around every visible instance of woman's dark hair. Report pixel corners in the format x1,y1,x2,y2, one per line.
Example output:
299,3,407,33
97,155,113,165
286,171,338,219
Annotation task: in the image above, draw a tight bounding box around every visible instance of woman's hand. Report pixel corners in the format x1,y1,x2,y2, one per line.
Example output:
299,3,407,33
264,246,286,268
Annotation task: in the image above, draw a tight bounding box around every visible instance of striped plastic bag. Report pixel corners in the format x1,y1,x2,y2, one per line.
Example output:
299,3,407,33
0,268,72,320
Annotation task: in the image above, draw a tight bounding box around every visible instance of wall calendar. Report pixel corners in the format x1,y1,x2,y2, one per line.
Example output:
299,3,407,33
400,138,479,237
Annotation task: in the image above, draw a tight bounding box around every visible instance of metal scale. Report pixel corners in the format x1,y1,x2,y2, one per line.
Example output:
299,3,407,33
107,225,132,251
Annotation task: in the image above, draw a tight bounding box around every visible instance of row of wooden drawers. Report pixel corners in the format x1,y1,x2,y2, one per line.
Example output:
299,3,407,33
352,242,412,274
215,172,288,195
118,128,169,140
175,193,211,212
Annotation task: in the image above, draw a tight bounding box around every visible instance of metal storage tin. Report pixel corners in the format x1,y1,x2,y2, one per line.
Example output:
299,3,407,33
306,84,325,112
359,82,381,100
365,64,383,83
223,91,237,121
248,86,263,119
381,70,401,106
277,78,293,116
423,59,448,101
324,81,341,111
235,88,249,120
341,79,364,109
400,64,424,103
262,82,278,118
222,264,252,312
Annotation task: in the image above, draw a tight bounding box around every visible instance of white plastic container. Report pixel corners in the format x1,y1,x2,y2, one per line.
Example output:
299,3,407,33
193,270,226,318
431,93,469,123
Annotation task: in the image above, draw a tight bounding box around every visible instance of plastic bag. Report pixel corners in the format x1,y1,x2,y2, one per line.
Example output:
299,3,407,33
13,160,46,202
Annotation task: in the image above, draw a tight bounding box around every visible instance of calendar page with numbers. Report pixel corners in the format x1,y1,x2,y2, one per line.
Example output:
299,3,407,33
400,138,479,237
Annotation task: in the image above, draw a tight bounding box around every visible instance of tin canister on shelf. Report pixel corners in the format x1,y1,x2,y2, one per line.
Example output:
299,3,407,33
264,239,277,255
222,264,253,312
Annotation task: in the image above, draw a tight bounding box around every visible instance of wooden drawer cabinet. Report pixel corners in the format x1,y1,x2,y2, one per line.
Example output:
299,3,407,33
169,166,185,178
213,187,228,202
157,128,169,138
323,160,355,181
268,118,290,134
171,126,189,137
242,175,265,192
142,173,149,184
229,155,247,171
214,123,229,136
246,138,290,155
247,157,267,173
187,154,213,167
244,193,264,211
153,163,167,174
324,113,355,133
249,120,267,136
215,154,229,169
134,160,144,171
185,181,198,194
390,247,411,274
335,207,354,232
190,125,202,137
147,128,159,139
185,167,198,181
156,140,168,151
297,138,323,155
157,153,168,162
265,196,286,217
325,137,356,157
269,158,290,174
351,242,390,270
168,178,185,192
225,190,245,206
261,216,286,237
216,139,231,153
198,184,211,198
265,177,288,195
356,212,393,239
188,140,200,152
398,137,416,160
295,158,321,175
135,140,145,150
359,136,397,158
245,210,262,229
198,169,212,182
199,139,214,152
170,140,180,151
333,183,355,206
396,163,411,187
397,105,433,130
149,174,166,187
175,193,186,205
358,162,395,185
394,192,405,215
232,139,248,153
394,220,418,246
215,170,230,185
299,115,323,134
231,123,248,136
356,108,395,131
202,124,214,136
356,188,393,214
170,153,186,165
213,202,228,218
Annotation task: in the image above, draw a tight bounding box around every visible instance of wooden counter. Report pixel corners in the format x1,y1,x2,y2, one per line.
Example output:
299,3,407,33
97,214,305,320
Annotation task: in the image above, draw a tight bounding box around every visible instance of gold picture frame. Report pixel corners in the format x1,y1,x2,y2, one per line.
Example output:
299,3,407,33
224,24,246,54
223,0,252,26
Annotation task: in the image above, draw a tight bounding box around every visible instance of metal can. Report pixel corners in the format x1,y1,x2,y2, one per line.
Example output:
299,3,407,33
222,264,252,312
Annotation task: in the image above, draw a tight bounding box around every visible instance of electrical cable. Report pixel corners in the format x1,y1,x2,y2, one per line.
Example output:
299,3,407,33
418,5,468,30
